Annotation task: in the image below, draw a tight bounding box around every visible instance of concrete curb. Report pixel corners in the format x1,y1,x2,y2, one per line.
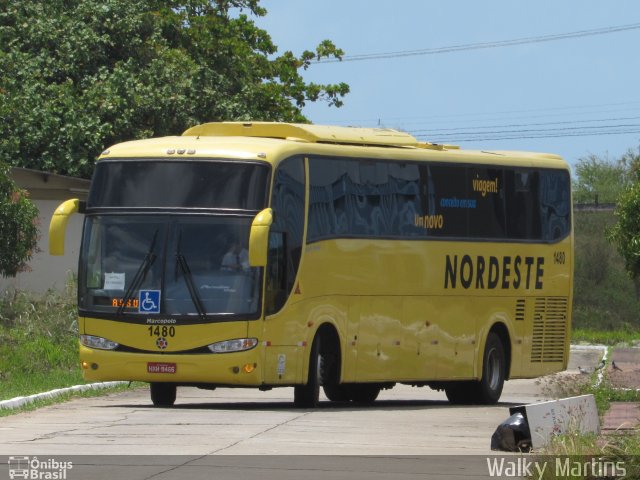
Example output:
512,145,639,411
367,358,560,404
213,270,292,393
0,381,128,410
571,344,608,386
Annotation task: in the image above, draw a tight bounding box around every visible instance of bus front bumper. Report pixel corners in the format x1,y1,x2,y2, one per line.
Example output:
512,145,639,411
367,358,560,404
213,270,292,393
79,344,262,385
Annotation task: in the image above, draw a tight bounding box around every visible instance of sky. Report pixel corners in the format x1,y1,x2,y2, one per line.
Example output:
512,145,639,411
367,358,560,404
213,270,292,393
255,0,640,168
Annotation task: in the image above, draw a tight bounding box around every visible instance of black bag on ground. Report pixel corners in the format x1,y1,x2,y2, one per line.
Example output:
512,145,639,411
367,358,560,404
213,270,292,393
490,412,532,452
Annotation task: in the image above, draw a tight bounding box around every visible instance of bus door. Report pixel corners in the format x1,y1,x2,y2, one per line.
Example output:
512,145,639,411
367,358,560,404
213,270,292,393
260,157,306,385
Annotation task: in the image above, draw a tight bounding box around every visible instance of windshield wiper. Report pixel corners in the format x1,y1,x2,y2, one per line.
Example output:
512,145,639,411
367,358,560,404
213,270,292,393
117,229,158,316
175,232,207,320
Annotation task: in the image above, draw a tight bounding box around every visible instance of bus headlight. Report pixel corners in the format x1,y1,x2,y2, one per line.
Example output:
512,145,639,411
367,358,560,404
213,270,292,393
80,334,119,350
207,338,258,353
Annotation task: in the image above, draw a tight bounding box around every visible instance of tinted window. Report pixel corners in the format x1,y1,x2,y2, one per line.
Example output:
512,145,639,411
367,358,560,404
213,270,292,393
88,160,270,210
539,170,571,240
504,170,541,239
427,165,468,238
308,157,427,240
468,167,505,239
308,156,570,243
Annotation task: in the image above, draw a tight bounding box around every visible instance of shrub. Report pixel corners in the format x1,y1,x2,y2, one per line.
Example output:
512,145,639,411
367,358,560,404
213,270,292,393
0,164,39,277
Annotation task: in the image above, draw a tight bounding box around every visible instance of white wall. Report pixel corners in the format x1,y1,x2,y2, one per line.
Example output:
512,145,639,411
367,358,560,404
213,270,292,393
0,199,84,295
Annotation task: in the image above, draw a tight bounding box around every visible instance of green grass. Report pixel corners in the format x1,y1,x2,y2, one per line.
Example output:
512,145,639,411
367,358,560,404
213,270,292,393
572,210,640,331
0,279,146,415
0,280,85,402
571,327,640,346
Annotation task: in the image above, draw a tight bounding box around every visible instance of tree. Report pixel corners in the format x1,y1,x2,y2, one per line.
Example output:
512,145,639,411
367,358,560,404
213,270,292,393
0,164,39,278
608,157,640,298
572,154,627,204
0,0,349,178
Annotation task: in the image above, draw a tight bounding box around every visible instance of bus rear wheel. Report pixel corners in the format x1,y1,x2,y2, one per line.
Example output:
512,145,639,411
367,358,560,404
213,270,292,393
150,383,177,407
474,332,505,404
294,336,323,408
444,333,506,405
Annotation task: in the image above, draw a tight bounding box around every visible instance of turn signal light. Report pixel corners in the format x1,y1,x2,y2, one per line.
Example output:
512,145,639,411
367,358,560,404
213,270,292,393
243,363,256,373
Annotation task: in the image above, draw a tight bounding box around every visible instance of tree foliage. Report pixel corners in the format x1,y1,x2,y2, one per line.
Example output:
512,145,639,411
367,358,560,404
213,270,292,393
607,153,640,297
0,0,349,178
0,164,39,278
572,149,640,204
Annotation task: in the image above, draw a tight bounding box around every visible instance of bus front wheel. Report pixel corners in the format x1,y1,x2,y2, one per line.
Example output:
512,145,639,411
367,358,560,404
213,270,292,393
150,383,177,407
323,384,350,402
294,336,323,408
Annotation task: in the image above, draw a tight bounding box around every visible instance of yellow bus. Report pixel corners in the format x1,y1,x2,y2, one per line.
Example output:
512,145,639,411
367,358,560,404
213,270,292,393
50,122,573,407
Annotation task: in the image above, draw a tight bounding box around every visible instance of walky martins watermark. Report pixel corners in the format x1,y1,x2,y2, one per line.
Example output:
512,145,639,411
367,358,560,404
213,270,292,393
8,456,73,479
487,456,626,479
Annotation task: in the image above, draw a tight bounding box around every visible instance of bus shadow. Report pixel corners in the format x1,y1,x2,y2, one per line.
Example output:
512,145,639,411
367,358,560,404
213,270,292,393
107,398,523,412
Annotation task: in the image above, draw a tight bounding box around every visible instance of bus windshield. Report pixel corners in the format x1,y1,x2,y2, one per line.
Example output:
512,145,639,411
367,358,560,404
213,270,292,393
79,215,261,319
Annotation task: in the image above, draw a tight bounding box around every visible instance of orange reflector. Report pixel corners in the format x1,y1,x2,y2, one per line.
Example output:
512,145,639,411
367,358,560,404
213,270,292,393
243,363,256,373
81,361,89,370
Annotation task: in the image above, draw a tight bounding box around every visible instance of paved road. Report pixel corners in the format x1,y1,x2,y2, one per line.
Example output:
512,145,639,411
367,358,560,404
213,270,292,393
0,347,604,479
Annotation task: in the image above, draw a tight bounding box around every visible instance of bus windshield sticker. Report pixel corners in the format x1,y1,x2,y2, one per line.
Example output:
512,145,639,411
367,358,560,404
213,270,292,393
138,290,161,314
104,272,125,290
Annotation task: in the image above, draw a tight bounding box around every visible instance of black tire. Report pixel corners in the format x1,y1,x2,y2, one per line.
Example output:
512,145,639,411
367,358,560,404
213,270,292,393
150,383,177,407
444,382,474,405
474,332,506,404
294,336,322,408
322,350,348,401
323,384,350,402
348,384,381,404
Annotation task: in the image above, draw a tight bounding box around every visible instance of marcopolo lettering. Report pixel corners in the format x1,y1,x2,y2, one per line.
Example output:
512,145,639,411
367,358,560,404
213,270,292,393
444,254,544,290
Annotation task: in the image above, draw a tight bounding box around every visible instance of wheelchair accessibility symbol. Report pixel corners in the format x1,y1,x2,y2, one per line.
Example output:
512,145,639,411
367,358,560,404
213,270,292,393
138,290,161,313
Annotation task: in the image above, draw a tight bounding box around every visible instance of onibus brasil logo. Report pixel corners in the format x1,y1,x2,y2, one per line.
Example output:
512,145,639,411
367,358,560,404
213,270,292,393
8,456,73,479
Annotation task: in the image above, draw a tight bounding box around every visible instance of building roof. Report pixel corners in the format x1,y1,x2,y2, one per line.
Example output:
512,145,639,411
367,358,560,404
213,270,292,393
10,167,91,201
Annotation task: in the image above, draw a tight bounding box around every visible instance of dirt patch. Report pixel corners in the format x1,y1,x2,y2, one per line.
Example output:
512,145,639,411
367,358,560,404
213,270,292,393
609,349,640,389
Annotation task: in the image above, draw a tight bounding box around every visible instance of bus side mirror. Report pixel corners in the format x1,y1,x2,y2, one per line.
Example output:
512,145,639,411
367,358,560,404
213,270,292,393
49,198,82,256
249,208,273,267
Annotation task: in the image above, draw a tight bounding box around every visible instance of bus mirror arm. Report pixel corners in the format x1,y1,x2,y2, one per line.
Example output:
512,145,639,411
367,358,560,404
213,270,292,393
249,208,273,267
49,198,81,256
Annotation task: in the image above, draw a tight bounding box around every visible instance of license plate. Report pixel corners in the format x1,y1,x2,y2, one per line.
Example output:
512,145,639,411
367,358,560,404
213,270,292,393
147,362,177,374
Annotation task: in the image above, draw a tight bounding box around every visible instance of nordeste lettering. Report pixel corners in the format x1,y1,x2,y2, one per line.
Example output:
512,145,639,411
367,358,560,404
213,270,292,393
444,254,544,290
